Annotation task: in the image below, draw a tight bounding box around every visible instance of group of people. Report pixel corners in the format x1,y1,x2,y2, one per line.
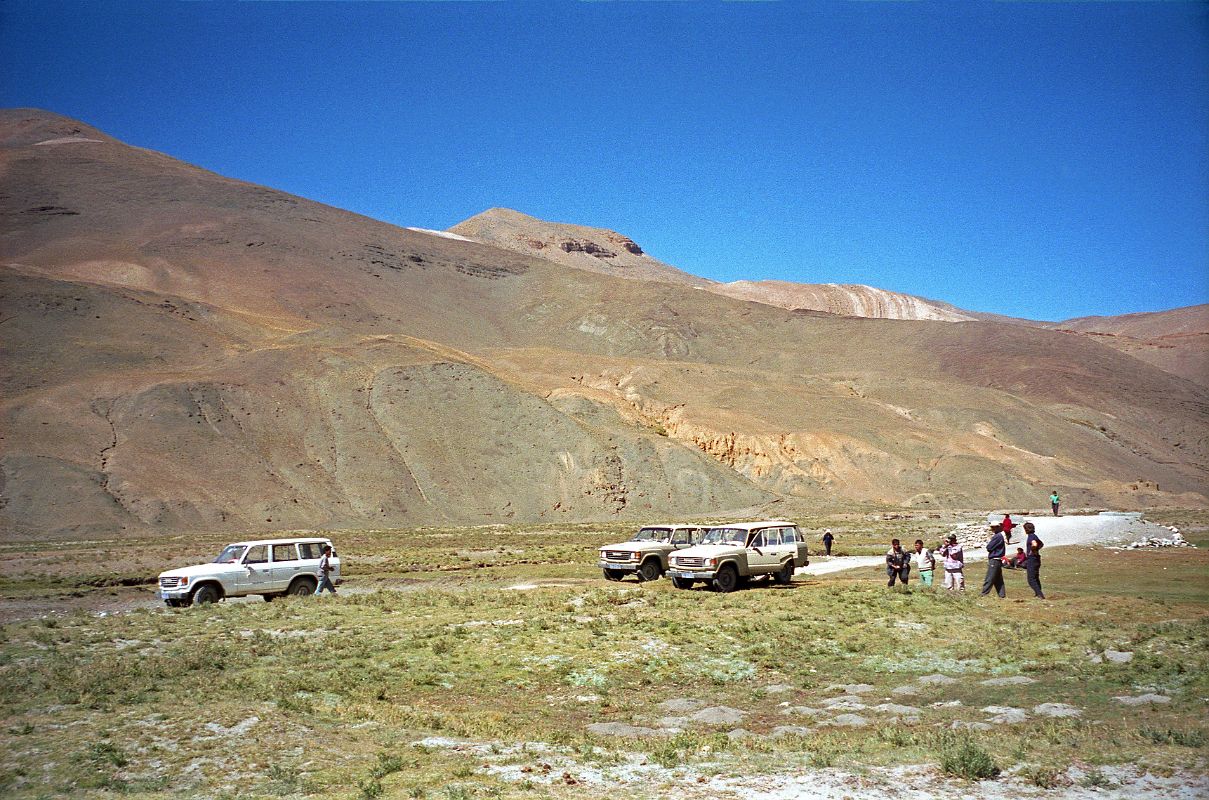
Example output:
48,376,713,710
884,514,1045,599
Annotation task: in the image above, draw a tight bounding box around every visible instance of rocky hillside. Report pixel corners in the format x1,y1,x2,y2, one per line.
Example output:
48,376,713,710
706,280,976,322
449,207,710,287
2,109,1206,539
1047,305,1209,387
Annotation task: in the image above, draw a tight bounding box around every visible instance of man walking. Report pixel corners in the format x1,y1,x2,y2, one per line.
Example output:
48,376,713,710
1050,491,1061,517
886,538,911,587
315,544,337,595
822,529,834,556
912,539,936,588
939,534,965,591
1023,521,1045,599
981,524,1007,598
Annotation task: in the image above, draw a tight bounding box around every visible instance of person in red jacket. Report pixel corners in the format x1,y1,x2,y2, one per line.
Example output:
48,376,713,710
1001,514,1015,543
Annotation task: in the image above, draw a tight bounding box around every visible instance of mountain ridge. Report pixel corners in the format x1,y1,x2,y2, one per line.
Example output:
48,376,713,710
2,108,1206,539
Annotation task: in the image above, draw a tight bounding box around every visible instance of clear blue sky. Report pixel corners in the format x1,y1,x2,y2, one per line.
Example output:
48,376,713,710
2,1,1207,321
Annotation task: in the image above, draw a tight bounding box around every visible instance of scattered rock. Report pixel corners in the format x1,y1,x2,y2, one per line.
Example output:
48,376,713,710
891,684,921,696
657,698,705,714
979,676,1037,686
1033,703,1082,718
826,683,875,694
821,696,868,711
981,706,1029,724
1124,532,1195,549
690,706,747,725
822,714,870,728
870,703,922,717
771,725,813,737
763,683,794,694
1104,650,1134,663
204,716,259,736
951,720,993,731
931,700,963,708
657,717,688,729
780,706,827,717
1113,694,1171,706
726,728,757,740
585,722,667,738
917,674,957,686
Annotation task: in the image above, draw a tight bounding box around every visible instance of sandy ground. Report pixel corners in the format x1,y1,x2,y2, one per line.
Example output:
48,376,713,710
797,512,1167,577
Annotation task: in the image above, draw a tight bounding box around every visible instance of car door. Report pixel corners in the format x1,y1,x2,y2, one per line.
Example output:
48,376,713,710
791,526,809,566
240,544,274,593
746,529,776,572
771,526,796,567
271,543,304,590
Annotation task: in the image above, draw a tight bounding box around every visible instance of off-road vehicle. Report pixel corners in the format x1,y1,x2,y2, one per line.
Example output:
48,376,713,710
666,520,808,592
598,524,706,582
157,537,340,606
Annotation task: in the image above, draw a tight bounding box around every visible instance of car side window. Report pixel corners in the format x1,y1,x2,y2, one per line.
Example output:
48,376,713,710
272,544,297,563
298,543,319,559
672,528,691,545
244,545,268,564
749,531,765,548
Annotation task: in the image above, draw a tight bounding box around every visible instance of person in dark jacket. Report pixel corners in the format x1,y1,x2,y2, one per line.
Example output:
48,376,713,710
822,529,834,556
980,524,1007,598
1023,521,1045,598
886,538,911,587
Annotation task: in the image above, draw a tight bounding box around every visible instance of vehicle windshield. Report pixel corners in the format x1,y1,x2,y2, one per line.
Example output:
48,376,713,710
633,527,671,542
213,545,247,564
700,527,746,546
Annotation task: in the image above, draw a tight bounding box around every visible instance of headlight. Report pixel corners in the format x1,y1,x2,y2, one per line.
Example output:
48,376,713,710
707,558,717,567
632,552,641,560
180,577,190,586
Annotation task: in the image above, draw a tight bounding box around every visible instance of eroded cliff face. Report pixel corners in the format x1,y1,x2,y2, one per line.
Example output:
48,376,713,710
544,365,1207,511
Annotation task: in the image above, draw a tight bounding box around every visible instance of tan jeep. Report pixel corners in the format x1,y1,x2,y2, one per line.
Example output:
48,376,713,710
666,520,809,592
598,524,706,582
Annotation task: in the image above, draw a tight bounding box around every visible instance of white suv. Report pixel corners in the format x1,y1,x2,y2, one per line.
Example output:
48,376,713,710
157,537,340,607
666,521,808,592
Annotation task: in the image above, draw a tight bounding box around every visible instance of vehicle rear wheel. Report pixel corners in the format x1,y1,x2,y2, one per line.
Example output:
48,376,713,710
191,584,220,605
671,577,695,590
288,576,317,596
713,564,739,593
603,569,623,582
636,559,662,583
774,561,793,585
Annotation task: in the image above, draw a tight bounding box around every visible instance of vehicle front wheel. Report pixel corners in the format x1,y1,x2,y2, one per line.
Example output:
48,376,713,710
164,598,182,608
288,577,317,596
603,569,623,582
191,584,220,605
636,560,662,583
713,564,739,593
671,577,695,590
774,562,793,585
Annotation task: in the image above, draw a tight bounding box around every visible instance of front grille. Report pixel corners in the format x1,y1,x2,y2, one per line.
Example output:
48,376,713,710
674,557,705,568
603,551,633,562
159,577,181,589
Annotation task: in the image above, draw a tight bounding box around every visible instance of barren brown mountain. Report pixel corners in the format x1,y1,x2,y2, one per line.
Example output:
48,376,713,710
2,109,1206,539
1045,305,1209,387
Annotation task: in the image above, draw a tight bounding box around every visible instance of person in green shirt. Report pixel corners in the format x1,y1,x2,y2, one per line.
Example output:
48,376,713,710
1050,491,1060,517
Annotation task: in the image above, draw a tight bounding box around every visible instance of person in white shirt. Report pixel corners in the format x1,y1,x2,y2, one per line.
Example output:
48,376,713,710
912,539,936,588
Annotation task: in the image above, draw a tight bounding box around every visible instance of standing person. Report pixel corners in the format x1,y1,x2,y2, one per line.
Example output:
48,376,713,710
939,534,965,591
1001,514,1015,542
314,544,337,595
886,539,911,587
912,539,936,588
981,524,1007,598
1050,491,1061,517
822,528,834,557
1023,521,1045,599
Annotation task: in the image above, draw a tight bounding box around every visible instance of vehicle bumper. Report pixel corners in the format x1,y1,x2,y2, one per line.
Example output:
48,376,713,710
667,569,715,580
159,587,190,600
599,560,638,573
